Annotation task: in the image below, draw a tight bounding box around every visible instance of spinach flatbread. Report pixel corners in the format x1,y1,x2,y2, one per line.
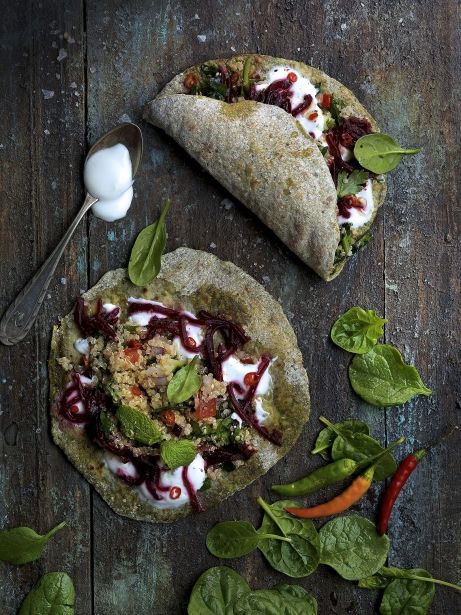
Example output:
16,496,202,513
144,54,386,280
49,248,310,522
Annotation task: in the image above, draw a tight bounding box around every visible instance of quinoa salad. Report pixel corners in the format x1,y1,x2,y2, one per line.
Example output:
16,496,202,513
55,295,282,513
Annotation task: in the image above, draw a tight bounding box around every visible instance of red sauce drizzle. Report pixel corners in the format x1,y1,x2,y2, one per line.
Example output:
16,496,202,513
182,465,204,513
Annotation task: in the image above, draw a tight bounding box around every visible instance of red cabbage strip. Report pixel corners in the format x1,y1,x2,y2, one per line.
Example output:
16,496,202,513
74,297,119,339
143,316,180,341
326,117,373,185
127,301,180,318
196,310,249,380
182,465,204,512
202,443,255,467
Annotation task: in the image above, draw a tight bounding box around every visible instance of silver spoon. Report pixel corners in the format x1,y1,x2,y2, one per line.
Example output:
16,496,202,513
0,122,143,346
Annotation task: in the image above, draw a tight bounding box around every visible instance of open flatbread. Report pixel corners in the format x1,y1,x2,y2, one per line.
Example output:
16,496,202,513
49,248,310,522
144,54,386,280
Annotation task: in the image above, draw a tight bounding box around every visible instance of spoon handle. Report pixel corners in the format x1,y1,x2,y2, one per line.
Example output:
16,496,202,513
0,194,97,345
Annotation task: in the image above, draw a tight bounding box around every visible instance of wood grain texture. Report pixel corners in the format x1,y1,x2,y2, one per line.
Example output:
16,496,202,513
1,0,459,613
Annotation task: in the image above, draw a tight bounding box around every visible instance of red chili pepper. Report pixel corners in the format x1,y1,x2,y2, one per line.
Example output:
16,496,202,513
377,448,426,536
322,93,331,109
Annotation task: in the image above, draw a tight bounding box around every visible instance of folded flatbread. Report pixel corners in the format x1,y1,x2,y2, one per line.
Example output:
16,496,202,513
144,55,386,280
50,248,309,522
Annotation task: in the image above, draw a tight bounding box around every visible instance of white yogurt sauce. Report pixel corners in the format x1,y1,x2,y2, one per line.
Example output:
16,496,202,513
65,373,95,414
74,338,90,355
104,452,140,482
139,454,206,509
338,179,375,228
127,298,168,326
84,143,134,222
221,355,273,399
254,398,270,424
256,66,325,140
103,303,119,312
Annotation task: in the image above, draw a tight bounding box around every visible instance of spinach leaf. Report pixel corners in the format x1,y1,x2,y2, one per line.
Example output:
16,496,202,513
331,307,387,354
187,566,250,615
167,356,201,404
116,405,162,445
336,170,369,198
160,440,197,470
319,516,389,580
0,521,66,565
320,416,397,480
379,566,461,592
206,521,261,558
19,572,75,615
349,344,432,406
128,199,171,286
380,569,435,615
354,134,421,174
234,587,316,615
311,419,369,460
274,585,317,613
206,520,291,559
257,498,320,577
358,571,390,589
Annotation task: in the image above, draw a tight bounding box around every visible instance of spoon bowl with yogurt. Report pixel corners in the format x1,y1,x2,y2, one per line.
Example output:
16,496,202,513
0,122,143,345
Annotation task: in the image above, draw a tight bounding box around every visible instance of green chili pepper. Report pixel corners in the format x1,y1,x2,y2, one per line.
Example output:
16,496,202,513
242,56,252,96
271,458,358,497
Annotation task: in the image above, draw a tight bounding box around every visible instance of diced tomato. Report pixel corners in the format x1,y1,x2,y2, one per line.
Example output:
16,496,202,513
160,410,176,427
131,386,142,396
287,71,298,83
308,112,318,121
183,73,198,89
127,339,142,349
124,347,140,364
194,397,217,421
322,93,331,109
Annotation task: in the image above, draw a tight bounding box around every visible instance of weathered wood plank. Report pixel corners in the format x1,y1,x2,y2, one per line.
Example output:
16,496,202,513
0,1,91,612
1,0,459,613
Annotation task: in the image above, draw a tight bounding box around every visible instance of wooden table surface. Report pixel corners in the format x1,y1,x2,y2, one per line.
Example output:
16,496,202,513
1,1,460,613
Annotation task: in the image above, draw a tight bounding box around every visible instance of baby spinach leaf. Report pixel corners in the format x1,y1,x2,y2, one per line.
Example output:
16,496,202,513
349,344,432,406
234,587,316,615
206,520,290,559
257,498,320,577
19,572,75,615
274,585,317,613
336,170,369,198
379,569,435,615
311,419,369,460
331,307,387,354
319,516,389,580
167,356,201,404
187,566,250,615
358,571,390,589
0,521,66,565
320,416,397,480
128,199,171,286
116,405,162,445
354,134,421,174
160,440,197,470
378,566,461,592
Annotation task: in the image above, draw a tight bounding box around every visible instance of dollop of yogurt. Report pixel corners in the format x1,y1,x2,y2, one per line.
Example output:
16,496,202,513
84,143,134,222
221,355,273,399
256,66,325,140
139,454,206,509
338,179,375,228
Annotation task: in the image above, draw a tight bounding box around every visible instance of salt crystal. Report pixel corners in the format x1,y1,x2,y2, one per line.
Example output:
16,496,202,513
197,34,206,42
89,66,96,74
209,242,217,249
41,89,55,99
70,81,77,88
57,48,67,62
60,277,67,285
44,129,50,135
